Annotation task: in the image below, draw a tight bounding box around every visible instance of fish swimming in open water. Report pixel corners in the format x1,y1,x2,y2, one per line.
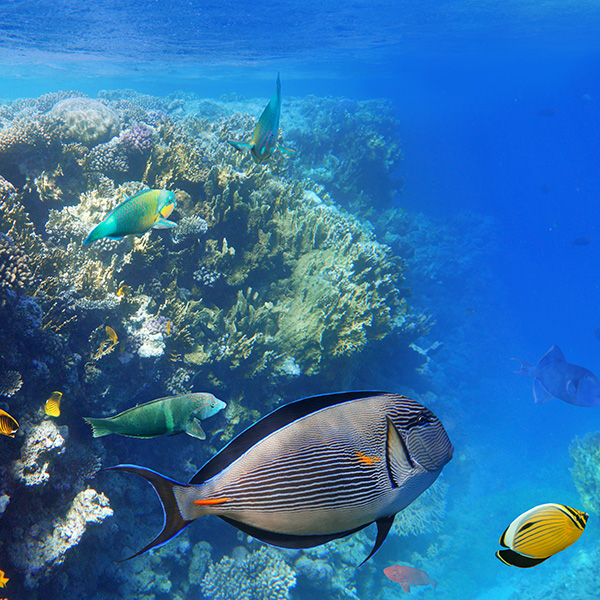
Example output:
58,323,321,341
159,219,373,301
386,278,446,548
84,392,225,439
383,564,437,593
0,410,18,438
514,345,600,406
227,74,296,164
83,189,176,245
496,503,588,568
104,391,453,563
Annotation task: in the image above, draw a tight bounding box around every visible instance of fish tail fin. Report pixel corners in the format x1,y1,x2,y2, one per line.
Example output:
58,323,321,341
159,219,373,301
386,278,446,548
84,417,114,438
227,140,252,153
511,358,535,377
101,464,192,561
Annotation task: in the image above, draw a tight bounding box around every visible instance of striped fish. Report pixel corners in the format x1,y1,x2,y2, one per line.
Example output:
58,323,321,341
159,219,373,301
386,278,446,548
496,503,588,568
83,189,176,245
227,73,296,164
44,391,62,417
0,409,18,438
105,391,453,563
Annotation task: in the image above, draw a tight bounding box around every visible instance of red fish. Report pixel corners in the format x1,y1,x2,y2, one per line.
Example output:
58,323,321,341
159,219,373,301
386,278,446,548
383,565,437,593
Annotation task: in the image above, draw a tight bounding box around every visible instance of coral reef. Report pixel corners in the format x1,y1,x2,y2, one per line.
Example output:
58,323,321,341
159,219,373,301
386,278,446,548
201,546,296,600
10,488,112,587
570,431,600,514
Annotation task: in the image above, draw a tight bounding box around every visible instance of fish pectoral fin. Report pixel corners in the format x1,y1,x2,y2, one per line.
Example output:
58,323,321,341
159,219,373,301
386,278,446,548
227,140,252,152
533,379,555,404
358,515,395,566
566,379,578,398
277,145,297,155
495,549,548,568
400,583,411,593
153,217,177,229
386,417,414,486
185,418,206,440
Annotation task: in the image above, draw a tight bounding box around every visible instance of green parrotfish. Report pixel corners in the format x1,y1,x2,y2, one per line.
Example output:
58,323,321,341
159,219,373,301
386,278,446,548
84,392,226,440
104,391,453,563
227,73,296,164
83,189,177,245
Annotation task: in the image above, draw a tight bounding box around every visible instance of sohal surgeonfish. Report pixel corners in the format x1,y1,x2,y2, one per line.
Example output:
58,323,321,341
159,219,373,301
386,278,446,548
84,392,226,440
514,345,600,406
83,189,176,245
105,391,453,563
383,564,437,593
0,409,18,438
227,73,296,164
496,503,588,568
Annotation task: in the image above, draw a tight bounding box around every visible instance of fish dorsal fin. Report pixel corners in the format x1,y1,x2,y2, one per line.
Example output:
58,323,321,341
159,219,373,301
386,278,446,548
386,416,414,488
358,516,395,566
538,345,565,368
103,189,152,221
219,516,367,550
189,390,386,485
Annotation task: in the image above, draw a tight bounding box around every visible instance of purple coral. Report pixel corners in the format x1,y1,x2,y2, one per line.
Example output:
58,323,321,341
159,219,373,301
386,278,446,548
118,124,154,155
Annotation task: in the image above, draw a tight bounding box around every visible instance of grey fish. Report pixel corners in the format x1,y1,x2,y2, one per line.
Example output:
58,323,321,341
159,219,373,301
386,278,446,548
84,392,226,440
104,391,453,563
514,345,600,407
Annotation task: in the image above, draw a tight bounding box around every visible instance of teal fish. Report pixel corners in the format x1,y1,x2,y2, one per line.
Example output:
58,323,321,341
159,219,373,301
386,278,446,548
104,391,453,562
227,73,296,164
83,189,176,245
84,392,226,440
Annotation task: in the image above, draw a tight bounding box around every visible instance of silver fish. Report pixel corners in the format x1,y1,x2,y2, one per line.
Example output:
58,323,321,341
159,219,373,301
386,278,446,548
514,345,600,406
105,391,453,563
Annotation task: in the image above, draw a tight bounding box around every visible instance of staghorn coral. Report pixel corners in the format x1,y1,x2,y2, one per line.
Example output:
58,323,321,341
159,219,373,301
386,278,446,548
11,420,67,486
570,431,600,514
11,488,112,588
201,546,296,600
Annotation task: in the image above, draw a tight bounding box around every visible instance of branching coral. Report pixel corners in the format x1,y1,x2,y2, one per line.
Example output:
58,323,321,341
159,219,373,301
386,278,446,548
570,432,600,514
201,546,296,600
391,479,449,536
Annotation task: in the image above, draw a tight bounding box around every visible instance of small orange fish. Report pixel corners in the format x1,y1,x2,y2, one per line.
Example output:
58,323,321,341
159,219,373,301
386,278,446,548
165,319,172,336
384,565,437,593
0,568,8,587
117,284,132,297
0,410,18,438
45,392,62,417
105,325,118,345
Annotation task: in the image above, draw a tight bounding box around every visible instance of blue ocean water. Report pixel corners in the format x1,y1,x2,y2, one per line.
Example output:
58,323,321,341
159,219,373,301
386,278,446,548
1,1,600,598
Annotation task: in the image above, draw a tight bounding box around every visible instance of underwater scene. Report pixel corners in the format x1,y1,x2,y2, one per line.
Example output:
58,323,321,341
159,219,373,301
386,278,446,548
2,1,600,599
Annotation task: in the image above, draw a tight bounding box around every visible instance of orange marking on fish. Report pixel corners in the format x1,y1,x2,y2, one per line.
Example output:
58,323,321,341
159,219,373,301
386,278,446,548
356,451,380,466
193,497,234,506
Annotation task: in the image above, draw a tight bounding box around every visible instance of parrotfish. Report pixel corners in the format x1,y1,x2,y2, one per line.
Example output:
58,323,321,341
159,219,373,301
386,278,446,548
227,73,296,164
383,565,437,593
84,392,226,440
514,345,600,406
496,503,588,568
83,189,176,245
104,391,453,562
44,391,62,417
0,409,18,438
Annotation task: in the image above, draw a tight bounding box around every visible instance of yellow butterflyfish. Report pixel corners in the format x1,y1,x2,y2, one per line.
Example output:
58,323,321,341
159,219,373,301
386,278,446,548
0,568,8,587
165,319,172,336
116,285,132,297
106,325,118,345
45,391,62,417
0,410,18,438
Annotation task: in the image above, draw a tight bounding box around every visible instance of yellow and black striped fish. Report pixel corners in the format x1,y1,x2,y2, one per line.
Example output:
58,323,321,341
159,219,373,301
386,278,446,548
0,409,19,438
44,391,62,417
105,391,453,563
496,503,588,568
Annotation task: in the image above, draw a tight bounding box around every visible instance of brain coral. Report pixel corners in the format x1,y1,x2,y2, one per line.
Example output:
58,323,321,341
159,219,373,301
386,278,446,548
50,97,118,146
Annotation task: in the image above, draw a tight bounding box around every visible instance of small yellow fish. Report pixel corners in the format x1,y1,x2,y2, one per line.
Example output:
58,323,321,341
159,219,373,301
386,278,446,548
0,410,18,438
45,391,62,417
106,325,118,345
116,285,132,297
0,568,8,587
165,319,172,336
